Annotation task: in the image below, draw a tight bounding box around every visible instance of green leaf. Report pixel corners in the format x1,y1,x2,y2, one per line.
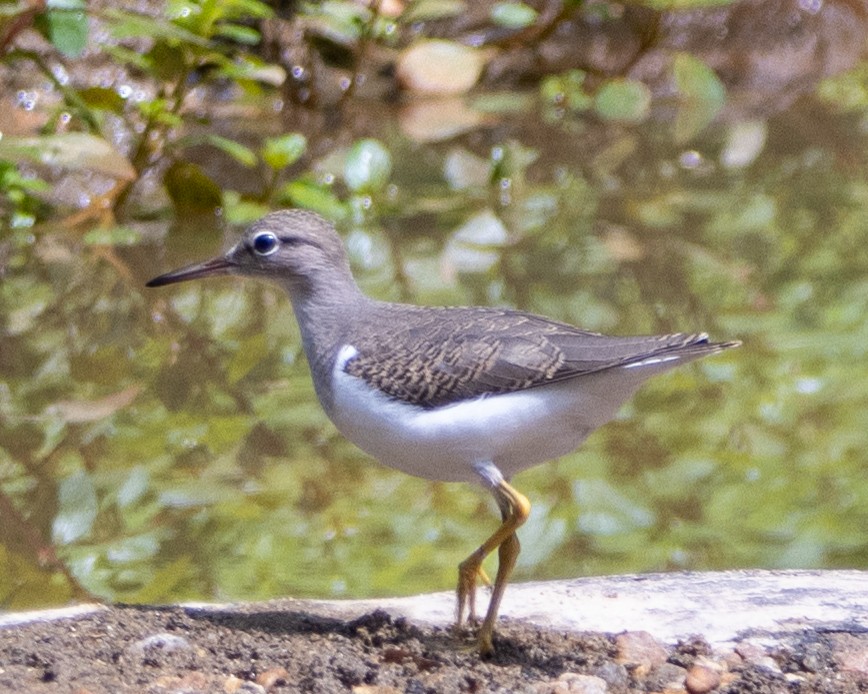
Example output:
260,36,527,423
401,0,466,22
228,0,274,19
104,8,210,46
46,0,86,8
116,466,151,508
817,64,868,112
490,2,538,29
52,470,98,545
219,57,286,87
37,4,88,58
146,40,188,81
163,161,223,213
280,178,348,220
203,134,258,167
227,333,268,383
343,139,392,193
262,133,307,171
215,23,262,45
541,70,592,111
0,133,137,180
673,53,726,104
82,226,142,246
79,87,126,113
221,191,270,224
594,78,651,123
671,53,726,142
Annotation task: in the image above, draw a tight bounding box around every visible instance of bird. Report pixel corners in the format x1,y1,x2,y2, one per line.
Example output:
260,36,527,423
147,209,740,655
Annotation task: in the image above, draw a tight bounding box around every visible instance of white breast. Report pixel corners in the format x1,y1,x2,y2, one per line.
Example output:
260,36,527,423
326,345,673,485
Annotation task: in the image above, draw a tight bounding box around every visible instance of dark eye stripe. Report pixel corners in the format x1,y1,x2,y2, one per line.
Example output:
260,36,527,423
277,235,321,249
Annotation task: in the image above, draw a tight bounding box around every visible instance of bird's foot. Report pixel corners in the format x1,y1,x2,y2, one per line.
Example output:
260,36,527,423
477,623,495,657
455,549,487,626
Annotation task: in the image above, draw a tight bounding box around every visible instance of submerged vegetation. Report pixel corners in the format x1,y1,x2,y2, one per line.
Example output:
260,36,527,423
0,0,866,608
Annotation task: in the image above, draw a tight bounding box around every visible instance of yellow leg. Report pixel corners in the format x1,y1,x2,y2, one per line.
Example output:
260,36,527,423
455,478,530,655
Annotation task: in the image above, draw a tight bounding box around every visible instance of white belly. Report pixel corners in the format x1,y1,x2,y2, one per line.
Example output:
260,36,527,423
327,346,662,484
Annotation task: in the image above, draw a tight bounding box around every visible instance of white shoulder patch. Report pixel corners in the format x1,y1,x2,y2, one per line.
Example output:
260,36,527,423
334,344,359,372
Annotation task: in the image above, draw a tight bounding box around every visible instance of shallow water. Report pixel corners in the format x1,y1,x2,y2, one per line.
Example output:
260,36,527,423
1,4,866,610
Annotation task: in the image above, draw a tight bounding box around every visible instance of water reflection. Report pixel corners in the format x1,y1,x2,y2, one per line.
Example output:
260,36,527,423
1,4,867,611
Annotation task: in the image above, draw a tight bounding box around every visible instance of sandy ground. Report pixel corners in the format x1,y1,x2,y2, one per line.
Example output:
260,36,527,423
1,571,866,693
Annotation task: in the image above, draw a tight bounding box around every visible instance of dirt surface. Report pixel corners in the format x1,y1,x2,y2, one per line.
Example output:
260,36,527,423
1,599,866,693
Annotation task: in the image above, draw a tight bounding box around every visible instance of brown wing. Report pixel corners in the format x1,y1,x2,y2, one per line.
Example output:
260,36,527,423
343,305,736,408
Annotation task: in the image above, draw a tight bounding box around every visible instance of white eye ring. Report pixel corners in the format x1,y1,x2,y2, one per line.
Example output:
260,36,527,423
252,232,279,256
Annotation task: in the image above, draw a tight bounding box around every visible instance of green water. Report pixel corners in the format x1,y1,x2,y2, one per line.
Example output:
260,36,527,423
2,76,867,609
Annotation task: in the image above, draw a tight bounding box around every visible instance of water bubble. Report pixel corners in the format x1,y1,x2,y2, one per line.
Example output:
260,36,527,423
679,150,703,169
16,91,36,111
795,377,822,394
52,65,70,85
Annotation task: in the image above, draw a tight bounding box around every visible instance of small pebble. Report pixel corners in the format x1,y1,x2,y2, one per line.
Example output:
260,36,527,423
127,632,192,655
534,672,608,694
615,631,669,676
255,667,289,690
593,662,629,689
154,671,210,691
646,663,688,691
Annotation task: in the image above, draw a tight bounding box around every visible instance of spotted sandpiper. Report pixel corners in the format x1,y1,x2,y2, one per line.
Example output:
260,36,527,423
147,209,739,654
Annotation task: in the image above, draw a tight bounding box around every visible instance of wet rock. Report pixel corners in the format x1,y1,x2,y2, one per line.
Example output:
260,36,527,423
397,40,487,95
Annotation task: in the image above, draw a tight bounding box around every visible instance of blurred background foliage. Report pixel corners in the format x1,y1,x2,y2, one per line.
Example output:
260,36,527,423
0,0,866,610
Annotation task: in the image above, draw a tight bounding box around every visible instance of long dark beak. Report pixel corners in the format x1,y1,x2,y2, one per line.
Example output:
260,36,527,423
146,256,234,287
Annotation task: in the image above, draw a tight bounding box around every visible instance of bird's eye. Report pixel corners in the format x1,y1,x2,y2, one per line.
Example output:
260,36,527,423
252,232,279,256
